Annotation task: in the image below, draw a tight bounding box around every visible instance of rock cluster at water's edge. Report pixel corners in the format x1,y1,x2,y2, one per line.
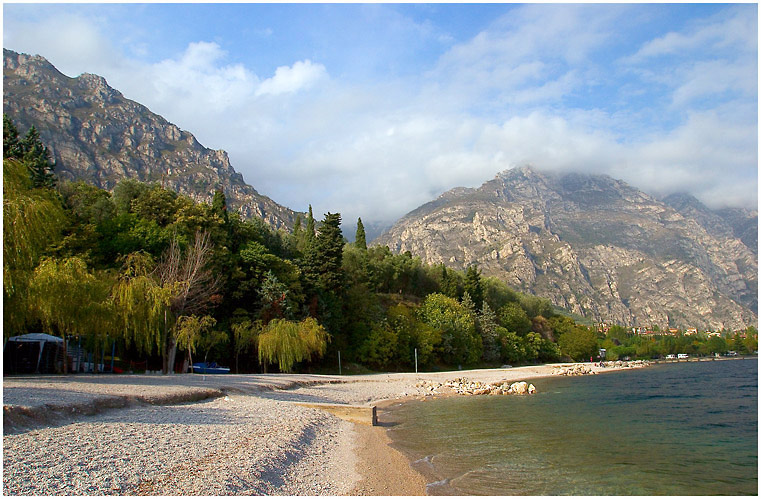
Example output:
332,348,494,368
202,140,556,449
416,377,537,396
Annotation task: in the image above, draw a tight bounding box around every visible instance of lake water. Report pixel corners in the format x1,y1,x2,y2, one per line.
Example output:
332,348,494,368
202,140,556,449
385,359,758,495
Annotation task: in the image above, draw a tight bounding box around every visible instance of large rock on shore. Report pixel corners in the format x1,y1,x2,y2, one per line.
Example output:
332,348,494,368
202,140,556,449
415,378,537,396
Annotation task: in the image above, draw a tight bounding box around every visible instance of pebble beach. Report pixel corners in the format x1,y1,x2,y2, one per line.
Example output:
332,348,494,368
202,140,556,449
3,362,648,495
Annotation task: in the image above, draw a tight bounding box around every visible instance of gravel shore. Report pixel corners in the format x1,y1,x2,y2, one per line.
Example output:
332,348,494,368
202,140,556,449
3,362,645,495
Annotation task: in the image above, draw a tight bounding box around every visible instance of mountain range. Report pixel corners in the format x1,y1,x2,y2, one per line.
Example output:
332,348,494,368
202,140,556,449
375,167,757,330
4,49,757,330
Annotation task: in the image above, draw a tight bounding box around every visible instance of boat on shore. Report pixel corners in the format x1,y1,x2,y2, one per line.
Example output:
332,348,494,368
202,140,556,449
191,362,230,374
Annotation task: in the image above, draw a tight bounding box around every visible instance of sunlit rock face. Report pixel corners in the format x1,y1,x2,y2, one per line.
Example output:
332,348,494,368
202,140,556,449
376,166,757,331
3,49,300,230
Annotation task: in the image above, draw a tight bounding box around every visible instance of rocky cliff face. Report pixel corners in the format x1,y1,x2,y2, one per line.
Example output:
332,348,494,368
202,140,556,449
3,49,298,229
376,167,758,331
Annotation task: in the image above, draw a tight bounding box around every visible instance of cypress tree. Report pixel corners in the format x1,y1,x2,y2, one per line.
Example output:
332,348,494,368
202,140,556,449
211,188,228,223
464,265,483,308
355,217,367,250
305,205,316,246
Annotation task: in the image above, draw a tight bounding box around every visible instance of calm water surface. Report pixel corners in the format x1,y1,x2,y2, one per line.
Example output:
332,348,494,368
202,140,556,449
386,359,757,495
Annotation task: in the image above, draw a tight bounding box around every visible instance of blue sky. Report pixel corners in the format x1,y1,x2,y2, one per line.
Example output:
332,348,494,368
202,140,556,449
3,3,757,230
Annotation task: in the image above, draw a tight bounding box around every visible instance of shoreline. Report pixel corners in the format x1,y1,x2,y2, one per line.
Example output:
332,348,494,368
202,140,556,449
4,358,751,495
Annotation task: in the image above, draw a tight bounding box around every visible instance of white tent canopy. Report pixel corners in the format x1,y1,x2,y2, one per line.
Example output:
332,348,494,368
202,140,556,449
5,333,64,373
8,333,64,343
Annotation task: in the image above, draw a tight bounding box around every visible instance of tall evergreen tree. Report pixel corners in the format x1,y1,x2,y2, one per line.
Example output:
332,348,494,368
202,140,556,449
211,188,229,224
305,205,316,247
464,265,483,308
479,301,501,362
20,126,56,188
315,212,344,294
3,114,23,160
355,217,367,250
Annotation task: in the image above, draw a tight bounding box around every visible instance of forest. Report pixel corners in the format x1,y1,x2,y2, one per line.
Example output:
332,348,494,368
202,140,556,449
3,115,755,375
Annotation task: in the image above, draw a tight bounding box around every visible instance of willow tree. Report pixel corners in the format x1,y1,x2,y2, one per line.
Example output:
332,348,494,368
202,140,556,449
28,257,115,373
232,319,259,373
258,317,329,372
175,315,224,371
3,159,66,335
111,252,172,356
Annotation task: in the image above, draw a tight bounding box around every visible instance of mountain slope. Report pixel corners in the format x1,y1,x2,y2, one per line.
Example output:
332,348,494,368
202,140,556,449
376,167,757,330
3,49,299,229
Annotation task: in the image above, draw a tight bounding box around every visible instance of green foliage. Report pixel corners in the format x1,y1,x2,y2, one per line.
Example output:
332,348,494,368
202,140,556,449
29,256,115,342
3,160,66,298
498,328,524,364
258,317,329,372
175,315,218,356
419,293,481,365
21,126,57,188
314,212,345,293
479,301,501,363
355,217,367,250
111,252,172,354
357,323,398,370
387,303,440,367
558,326,599,361
464,265,483,307
3,114,24,159
498,302,532,335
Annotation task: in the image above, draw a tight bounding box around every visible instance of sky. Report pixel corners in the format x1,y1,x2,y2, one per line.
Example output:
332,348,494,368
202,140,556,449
3,3,758,234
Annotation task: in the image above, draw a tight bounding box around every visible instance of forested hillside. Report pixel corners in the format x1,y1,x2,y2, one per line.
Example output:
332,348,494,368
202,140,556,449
5,116,755,375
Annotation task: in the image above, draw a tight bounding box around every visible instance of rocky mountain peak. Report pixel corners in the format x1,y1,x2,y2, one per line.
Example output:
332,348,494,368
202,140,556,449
3,48,300,229
376,168,758,331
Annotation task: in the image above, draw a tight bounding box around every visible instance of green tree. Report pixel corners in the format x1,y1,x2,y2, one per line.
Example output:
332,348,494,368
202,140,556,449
498,302,532,335
20,126,56,188
558,326,598,361
419,293,481,365
355,217,367,250
357,322,398,370
464,265,483,308
29,257,115,373
258,317,329,372
211,189,229,224
314,212,345,294
3,114,24,159
387,303,440,368
3,159,66,335
111,252,172,356
479,301,501,363
231,319,260,374
175,315,224,370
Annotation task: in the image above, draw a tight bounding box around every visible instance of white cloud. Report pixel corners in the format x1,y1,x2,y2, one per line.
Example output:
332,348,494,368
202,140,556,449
2,4,756,229
255,60,328,97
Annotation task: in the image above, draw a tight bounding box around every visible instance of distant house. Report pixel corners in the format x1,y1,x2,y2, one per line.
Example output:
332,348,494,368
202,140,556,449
685,328,698,336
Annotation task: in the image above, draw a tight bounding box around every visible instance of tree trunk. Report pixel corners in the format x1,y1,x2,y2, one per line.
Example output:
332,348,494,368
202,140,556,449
167,336,178,375
162,310,169,374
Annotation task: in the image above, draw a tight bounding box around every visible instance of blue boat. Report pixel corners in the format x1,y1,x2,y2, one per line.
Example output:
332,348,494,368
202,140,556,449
191,362,230,374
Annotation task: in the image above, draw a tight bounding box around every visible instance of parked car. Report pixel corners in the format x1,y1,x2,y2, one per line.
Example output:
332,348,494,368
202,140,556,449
666,354,676,360
677,353,689,359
